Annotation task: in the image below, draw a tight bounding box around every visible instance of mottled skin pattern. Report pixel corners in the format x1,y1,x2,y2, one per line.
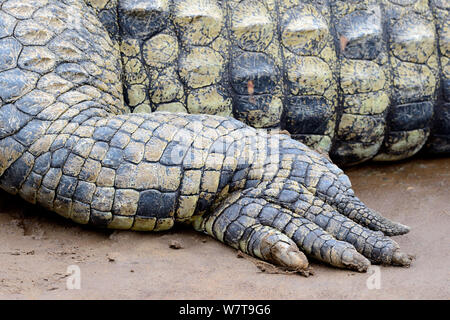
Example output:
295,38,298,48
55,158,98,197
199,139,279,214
85,0,449,166
0,0,414,274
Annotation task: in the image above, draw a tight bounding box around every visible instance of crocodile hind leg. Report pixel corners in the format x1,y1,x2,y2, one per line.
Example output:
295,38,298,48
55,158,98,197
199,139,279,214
0,0,413,277
189,133,413,273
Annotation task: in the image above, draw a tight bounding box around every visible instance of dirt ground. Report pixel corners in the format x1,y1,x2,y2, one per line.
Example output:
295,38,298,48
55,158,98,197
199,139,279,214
0,157,448,300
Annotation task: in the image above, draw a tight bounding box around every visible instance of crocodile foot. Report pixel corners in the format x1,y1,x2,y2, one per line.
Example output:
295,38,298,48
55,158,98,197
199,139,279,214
194,186,412,274
191,136,413,274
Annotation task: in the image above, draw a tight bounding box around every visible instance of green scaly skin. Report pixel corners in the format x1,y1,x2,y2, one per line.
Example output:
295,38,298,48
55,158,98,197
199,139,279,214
0,0,413,274
85,0,450,165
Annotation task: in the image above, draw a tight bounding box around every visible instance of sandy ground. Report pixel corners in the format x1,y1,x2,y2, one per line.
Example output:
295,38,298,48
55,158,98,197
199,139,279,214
0,157,448,300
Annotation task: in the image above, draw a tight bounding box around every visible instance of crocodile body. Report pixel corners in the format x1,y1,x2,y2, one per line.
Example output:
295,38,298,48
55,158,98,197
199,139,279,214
0,0,414,273
84,0,450,165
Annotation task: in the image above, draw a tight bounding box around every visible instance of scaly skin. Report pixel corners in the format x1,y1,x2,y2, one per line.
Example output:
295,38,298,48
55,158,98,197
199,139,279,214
85,0,450,165
0,0,413,274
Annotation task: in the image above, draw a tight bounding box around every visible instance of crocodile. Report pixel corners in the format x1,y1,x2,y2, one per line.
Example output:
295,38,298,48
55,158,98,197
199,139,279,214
0,0,414,274
83,0,450,165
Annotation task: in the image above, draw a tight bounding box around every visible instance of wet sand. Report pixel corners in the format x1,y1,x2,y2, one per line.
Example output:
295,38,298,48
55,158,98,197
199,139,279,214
0,157,448,299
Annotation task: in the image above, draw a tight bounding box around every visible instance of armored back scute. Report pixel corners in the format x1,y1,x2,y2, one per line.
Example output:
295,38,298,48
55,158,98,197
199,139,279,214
86,0,448,165
428,0,450,154
330,0,392,164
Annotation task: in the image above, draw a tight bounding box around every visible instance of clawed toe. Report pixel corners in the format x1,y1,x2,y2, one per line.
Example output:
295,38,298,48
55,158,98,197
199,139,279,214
341,249,371,273
392,251,415,267
267,240,310,272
